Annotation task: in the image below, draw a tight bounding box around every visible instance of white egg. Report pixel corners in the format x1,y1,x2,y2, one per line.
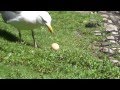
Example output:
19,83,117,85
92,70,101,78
51,43,60,50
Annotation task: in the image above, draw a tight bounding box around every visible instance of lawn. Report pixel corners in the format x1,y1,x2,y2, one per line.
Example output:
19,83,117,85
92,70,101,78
0,11,120,79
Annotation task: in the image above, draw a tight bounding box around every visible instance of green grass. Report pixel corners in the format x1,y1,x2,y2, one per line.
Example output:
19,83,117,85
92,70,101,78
0,11,120,79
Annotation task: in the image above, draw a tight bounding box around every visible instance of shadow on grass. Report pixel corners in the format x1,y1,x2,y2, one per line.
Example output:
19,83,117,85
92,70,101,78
0,29,34,47
0,29,20,42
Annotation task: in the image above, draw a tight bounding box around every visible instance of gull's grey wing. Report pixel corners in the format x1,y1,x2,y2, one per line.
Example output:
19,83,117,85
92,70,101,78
11,11,22,14
0,11,21,23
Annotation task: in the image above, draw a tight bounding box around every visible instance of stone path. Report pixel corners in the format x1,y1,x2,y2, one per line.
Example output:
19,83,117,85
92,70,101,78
75,11,120,66
97,11,120,66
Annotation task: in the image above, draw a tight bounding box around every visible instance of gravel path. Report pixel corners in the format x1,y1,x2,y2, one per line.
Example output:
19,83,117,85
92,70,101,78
97,11,120,66
75,11,120,66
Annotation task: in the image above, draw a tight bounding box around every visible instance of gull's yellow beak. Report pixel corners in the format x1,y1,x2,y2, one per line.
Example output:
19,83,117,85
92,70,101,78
46,24,54,33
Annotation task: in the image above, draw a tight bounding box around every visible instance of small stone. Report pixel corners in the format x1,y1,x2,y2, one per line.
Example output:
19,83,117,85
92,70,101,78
110,15,120,23
110,60,119,63
104,23,108,27
101,42,111,46
101,14,109,18
111,31,118,35
105,24,118,32
115,11,120,14
95,33,102,36
107,36,115,40
118,40,120,43
94,30,101,33
109,57,120,66
100,47,114,54
90,11,97,14
118,48,120,53
109,40,116,44
112,48,117,50
103,18,108,22
108,20,113,24
118,21,120,24
99,11,107,14
118,50,120,53
113,35,119,39
94,30,102,36
91,12,94,14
